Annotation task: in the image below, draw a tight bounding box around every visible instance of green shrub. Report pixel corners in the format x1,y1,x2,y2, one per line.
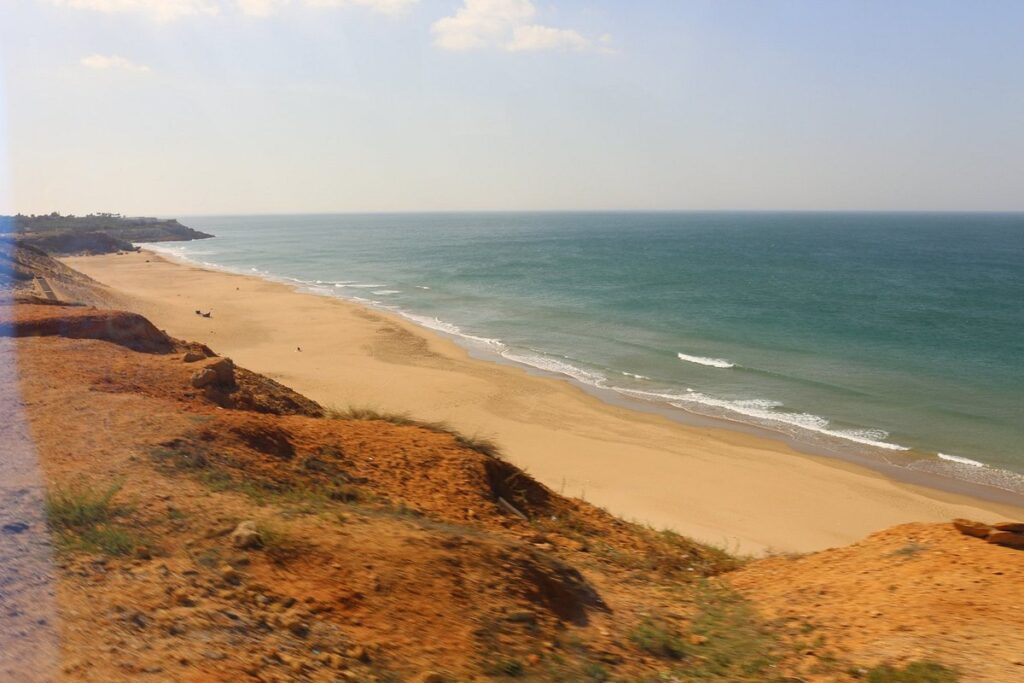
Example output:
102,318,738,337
867,661,958,683
45,482,144,556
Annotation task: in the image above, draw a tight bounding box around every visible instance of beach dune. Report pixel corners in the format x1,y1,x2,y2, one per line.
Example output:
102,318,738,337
65,251,1023,554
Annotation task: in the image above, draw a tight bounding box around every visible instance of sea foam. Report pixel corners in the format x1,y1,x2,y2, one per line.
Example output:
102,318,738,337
937,453,986,467
677,352,734,369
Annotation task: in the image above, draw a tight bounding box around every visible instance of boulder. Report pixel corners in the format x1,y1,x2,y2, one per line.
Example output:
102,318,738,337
191,358,235,389
230,521,263,550
952,518,993,538
183,350,205,363
206,357,235,384
191,368,218,389
986,531,1024,548
992,521,1024,533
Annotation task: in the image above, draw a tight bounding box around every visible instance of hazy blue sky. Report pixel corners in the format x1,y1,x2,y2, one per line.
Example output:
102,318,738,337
2,1,1023,214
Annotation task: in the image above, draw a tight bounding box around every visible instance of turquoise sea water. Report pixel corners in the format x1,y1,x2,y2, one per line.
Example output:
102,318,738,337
151,212,1024,495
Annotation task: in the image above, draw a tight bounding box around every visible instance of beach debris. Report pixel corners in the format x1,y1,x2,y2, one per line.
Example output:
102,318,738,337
953,518,1024,548
297,346,302,352
496,495,528,520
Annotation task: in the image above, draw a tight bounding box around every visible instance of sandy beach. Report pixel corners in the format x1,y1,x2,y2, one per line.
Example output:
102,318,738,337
64,250,1024,554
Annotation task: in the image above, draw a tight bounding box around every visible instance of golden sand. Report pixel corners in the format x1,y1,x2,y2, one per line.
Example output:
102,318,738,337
65,251,1024,554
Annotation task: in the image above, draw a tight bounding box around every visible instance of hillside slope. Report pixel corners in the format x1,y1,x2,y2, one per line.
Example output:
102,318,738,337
1,257,1023,682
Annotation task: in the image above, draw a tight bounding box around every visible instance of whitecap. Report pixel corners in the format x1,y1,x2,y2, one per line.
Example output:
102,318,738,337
500,350,607,386
937,453,986,467
677,352,734,369
621,371,650,380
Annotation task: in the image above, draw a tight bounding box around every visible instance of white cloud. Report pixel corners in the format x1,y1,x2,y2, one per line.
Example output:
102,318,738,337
52,0,416,19
80,54,152,72
431,0,532,50
506,24,588,52
52,0,219,20
304,0,418,15
431,0,600,53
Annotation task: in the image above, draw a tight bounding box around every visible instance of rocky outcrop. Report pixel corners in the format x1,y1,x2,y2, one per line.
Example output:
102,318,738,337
1,304,175,353
953,518,1024,548
5,214,212,256
14,232,136,256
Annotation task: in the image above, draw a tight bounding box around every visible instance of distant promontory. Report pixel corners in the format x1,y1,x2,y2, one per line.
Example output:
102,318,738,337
1,212,213,256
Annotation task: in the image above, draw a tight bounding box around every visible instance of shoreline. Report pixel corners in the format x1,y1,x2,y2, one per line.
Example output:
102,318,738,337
64,250,1024,554
140,241,1024,508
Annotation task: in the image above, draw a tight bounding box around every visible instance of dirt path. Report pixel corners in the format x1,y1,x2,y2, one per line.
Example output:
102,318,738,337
0,338,59,682
34,277,57,302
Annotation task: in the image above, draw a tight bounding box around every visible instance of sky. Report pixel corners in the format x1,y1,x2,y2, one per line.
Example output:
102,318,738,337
1,0,1023,215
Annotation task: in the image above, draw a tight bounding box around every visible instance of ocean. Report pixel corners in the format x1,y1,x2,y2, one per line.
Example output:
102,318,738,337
148,212,1024,495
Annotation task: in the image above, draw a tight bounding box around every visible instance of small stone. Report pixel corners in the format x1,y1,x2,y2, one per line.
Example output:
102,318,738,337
413,673,446,683
230,521,263,550
219,564,242,585
173,591,197,607
346,646,369,662
505,610,537,624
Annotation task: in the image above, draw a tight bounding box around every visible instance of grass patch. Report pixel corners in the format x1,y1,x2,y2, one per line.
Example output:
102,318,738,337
866,661,958,683
254,521,303,564
150,440,211,471
890,542,929,559
483,658,525,677
152,440,367,514
590,526,743,582
630,615,687,660
454,433,502,458
678,582,780,681
327,404,503,458
44,482,146,556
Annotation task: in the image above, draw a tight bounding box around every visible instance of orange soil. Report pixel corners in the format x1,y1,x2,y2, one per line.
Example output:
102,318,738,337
729,523,1024,681
3,302,731,681
4,294,1024,682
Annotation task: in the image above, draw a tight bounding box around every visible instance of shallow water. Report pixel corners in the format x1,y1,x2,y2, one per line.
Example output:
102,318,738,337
152,212,1024,493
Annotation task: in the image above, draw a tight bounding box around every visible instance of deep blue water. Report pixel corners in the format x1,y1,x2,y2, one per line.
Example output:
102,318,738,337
152,212,1024,492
